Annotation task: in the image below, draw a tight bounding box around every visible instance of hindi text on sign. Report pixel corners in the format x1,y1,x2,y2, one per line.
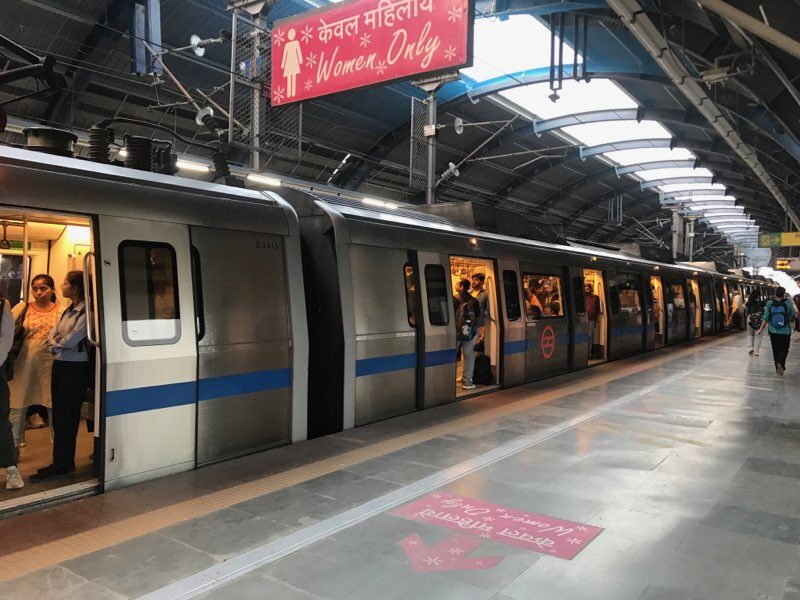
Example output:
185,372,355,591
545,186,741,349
270,0,473,105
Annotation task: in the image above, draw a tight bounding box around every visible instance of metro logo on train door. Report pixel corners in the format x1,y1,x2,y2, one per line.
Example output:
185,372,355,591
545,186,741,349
541,325,555,359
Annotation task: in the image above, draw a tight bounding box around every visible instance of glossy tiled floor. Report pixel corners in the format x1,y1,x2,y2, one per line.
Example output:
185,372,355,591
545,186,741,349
2,332,800,600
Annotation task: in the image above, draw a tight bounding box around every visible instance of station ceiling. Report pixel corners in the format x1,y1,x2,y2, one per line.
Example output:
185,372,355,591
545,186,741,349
2,0,800,265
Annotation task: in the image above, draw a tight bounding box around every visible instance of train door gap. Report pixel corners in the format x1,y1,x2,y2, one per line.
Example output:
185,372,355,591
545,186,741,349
0,207,99,508
650,276,665,349
583,269,607,366
450,256,500,399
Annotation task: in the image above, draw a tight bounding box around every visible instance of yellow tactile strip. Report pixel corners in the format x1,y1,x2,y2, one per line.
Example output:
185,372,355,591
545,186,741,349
0,336,732,581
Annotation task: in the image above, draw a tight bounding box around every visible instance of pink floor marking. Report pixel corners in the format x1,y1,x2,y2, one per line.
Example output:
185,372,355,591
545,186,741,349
399,534,503,572
393,492,603,560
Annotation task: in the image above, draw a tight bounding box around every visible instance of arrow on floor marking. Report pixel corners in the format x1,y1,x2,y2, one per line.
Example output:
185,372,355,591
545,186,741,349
400,534,504,572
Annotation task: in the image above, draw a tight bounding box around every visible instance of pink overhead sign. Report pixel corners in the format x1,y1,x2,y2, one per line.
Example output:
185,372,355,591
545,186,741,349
270,0,474,106
394,492,603,560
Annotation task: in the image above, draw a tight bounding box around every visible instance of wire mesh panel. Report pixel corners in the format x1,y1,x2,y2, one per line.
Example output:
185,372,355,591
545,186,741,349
409,96,428,191
229,10,302,161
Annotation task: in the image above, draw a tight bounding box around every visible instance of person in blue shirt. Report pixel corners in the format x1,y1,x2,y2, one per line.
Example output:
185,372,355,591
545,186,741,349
756,286,796,375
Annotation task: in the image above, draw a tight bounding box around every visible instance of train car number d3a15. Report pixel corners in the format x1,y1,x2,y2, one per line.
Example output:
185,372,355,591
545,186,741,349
256,240,280,250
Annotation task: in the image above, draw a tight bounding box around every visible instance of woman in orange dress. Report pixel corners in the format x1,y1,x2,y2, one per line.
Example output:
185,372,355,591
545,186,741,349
8,275,62,449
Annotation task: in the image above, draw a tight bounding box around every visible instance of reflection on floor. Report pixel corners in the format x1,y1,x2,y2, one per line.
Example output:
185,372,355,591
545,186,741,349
4,333,800,600
0,422,95,503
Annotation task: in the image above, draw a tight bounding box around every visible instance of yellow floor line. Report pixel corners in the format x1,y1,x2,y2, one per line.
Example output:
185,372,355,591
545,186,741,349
0,335,734,581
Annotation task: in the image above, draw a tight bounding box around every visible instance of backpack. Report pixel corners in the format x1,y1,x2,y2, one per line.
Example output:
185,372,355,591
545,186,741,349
769,300,788,329
456,297,477,342
748,308,763,330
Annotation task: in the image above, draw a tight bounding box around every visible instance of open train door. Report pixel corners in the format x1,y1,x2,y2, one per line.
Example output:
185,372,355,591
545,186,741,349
97,216,198,490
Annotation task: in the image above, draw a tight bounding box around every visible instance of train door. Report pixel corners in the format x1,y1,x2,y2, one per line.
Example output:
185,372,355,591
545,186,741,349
569,267,589,370
418,252,456,408
349,245,417,425
449,256,500,397
688,279,701,339
665,279,688,344
498,261,525,387
99,216,198,490
720,283,730,329
0,210,99,508
650,276,665,348
190,227,293,465
714,281,726,331
583,268,607,365
522,267,569,380
607,271,644,360
700,279,714,335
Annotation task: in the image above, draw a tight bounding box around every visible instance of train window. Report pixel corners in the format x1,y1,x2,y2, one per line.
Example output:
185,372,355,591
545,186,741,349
403,263,416,328
119,241,181,345
572,276,586,315
609,273,641,315
502,270,521,321
424,264,450,326
522,273,564,320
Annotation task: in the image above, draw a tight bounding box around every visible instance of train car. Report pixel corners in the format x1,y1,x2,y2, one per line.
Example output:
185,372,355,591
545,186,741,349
0,143,308,504
283,190,737,439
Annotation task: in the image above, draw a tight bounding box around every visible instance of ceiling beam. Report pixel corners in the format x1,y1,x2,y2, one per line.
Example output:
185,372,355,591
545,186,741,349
606,0,800,230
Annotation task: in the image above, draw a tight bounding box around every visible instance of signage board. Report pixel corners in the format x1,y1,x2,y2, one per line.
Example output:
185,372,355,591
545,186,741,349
758,232,800,248
270,0,474,106
775,258,800,271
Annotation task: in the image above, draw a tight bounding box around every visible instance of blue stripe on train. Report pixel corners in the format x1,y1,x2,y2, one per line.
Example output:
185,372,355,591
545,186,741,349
354,347,457,377
504,339,527,355
425,348,455,368
355,352,416,377
199,368,291,401
106,368,292,417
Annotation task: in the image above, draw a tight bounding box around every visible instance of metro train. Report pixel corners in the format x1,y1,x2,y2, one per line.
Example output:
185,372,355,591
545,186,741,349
0,141,769,503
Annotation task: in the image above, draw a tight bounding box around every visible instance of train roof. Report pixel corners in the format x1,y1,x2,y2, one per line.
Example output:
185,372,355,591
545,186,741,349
0,145,296,236
300,190,759,283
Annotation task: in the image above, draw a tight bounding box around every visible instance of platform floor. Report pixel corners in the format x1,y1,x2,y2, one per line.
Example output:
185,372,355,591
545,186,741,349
1,331,800,600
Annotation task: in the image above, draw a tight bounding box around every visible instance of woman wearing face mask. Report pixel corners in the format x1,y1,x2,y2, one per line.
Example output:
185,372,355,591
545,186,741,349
31,272,90,482
7,275,61,451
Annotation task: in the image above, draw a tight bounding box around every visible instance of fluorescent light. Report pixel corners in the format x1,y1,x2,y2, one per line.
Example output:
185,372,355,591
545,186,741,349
247,174,282,187
362,198,385,207
118,148,127,158
384,202,398,210
176,160,210,173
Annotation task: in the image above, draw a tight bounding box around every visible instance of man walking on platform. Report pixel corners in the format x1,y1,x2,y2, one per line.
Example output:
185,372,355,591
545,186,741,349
757,286,796,376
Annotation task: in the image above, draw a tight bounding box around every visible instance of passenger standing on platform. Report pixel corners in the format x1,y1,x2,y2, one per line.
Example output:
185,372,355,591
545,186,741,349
793,294,800,333
745,289,765,357
455,279,479,390
8,275,61,450
585,283,601,358
31,272,90,482
756,286,796,376
0,296,23,490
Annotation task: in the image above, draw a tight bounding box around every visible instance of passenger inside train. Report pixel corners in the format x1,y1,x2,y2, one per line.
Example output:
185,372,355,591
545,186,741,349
450,257,499,396
583,269,607,364
650,276,665,348
0,213,97,501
